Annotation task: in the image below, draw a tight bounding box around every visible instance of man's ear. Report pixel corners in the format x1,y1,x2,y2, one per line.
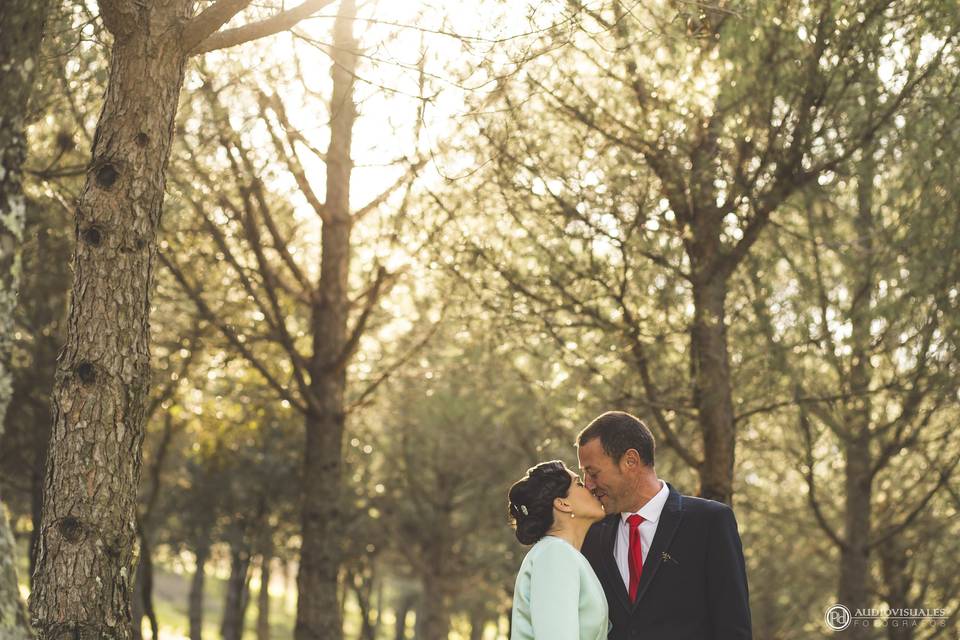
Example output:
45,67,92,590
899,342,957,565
621,448,641,470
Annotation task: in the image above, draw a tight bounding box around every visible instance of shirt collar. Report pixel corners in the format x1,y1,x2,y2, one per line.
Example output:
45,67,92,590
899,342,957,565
620,479,669,525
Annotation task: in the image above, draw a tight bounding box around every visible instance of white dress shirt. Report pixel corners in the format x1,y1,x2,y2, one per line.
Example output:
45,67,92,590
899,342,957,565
614,479,669,590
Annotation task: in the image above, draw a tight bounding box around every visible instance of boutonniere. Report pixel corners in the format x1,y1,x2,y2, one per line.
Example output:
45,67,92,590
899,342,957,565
661,551,680,566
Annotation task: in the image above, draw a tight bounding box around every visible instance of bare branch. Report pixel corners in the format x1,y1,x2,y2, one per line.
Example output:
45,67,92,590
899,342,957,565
190,0,337,55
799,403,847,550
353,158,425,223
160,252,310,415
182,0,253,53
345,308,446,414
334,266,392,370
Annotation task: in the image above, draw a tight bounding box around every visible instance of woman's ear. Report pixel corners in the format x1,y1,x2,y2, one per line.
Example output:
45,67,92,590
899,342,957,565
554,496,571,513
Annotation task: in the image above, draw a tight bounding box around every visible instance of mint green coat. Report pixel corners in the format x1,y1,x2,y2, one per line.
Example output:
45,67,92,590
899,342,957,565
510,536,610,640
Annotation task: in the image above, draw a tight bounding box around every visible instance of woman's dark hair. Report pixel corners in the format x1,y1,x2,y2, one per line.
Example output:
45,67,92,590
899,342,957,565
507,460,573,545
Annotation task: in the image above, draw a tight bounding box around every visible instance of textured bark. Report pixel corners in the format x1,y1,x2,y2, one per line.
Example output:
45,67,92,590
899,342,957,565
28,6,191,634
220,546,252,640
23,0,336,635
188,543,209,640
0,0,53,637
294,2,358,639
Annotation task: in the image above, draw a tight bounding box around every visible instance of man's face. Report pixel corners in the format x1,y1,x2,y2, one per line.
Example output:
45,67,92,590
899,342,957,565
578,438,629,514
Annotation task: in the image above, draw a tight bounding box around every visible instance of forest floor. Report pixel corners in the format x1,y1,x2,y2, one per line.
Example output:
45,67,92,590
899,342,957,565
16,538,504,639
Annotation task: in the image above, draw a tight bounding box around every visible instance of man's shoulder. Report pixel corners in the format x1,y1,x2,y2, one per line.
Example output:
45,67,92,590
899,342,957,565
583,514,619,556
675,491,736,523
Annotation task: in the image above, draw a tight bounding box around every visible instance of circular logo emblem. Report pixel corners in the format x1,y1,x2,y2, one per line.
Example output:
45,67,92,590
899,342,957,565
825,604,852,631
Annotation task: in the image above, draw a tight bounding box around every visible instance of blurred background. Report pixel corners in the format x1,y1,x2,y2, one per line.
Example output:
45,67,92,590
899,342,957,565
2,0,959,638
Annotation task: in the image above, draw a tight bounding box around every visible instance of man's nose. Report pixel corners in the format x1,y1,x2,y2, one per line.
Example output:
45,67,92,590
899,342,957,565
584,478,596,491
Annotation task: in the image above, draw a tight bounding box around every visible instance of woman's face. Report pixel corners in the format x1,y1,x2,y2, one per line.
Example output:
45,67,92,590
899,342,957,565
561,470,606,522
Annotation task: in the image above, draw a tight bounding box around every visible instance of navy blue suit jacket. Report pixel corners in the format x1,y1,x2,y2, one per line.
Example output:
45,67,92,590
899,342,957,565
581,484,752,640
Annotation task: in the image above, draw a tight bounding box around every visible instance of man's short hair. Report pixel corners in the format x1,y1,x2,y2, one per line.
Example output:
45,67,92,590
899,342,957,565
577,411,655,467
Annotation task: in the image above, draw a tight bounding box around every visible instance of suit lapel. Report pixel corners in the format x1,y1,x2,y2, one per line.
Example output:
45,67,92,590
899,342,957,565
633,484,683,607
598,515,632,613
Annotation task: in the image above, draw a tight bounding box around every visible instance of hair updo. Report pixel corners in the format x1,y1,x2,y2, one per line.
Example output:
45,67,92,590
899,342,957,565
507,460,573,545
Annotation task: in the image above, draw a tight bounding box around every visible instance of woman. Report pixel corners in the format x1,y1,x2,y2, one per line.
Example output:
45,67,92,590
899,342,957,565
508,460,609,640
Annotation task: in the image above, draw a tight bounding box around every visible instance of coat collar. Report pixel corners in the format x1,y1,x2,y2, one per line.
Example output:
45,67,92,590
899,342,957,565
599,482,685,612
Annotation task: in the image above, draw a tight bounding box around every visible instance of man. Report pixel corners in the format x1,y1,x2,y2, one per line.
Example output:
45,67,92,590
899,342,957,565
577,411,752,640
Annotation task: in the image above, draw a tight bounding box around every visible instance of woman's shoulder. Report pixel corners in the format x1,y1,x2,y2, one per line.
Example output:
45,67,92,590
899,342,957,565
525,536,585,567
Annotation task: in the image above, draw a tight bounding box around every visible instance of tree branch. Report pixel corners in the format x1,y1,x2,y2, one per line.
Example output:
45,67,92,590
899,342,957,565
182,0,253,53
190,0,337,55
159,251,310,415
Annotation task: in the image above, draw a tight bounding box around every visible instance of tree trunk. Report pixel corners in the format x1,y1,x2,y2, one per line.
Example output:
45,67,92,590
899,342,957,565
837,149,878,640
131,565,144,640
351,572,376,640
131,526,158,640
0,504,32,640
879,539,913,640
689,275,736,504
1,0,53,638
297,412,347,639
294,2,357,639
393,595,413,640
29,434,45,586
220,546,252,640
257,555,271,640
415,572,449,640
838,431,873,639
189,543,209,640
28,1,194,635
468,610,486,640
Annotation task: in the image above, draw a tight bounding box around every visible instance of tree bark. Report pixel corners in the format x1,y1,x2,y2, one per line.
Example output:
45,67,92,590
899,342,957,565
294,2,358,639
256,555,271,640
27,0,195,633
1,0,53,637
189,543,210,640
220,546,252,640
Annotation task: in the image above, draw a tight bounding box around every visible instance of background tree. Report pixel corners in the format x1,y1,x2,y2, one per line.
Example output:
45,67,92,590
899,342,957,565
0,0,55,635
27,0,353,636
442,0,959,507
746,69,960,636
158,2,436,636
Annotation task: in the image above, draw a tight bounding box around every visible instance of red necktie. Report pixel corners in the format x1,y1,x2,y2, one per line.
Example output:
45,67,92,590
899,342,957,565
627,514,645,602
